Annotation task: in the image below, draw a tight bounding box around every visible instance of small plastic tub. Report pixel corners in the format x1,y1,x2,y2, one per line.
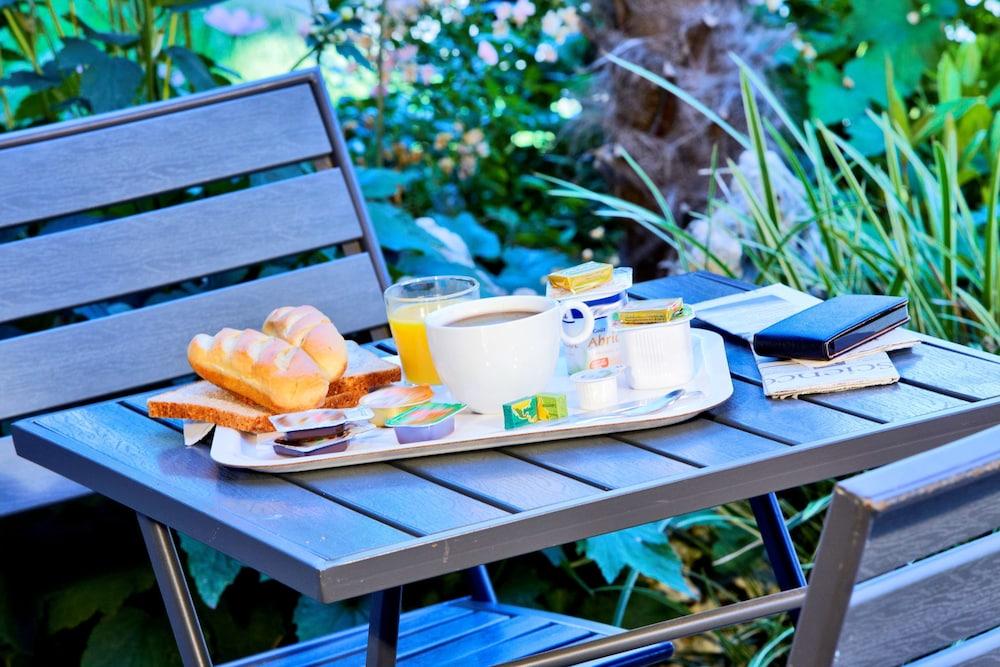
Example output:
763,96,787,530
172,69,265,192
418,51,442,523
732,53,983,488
385,402,465,444
360,385,434,427
616,306,695,390
570,367,621,411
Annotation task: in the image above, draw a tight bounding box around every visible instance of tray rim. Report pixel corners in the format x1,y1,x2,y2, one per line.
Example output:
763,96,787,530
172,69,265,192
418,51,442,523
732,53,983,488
211,329,734,473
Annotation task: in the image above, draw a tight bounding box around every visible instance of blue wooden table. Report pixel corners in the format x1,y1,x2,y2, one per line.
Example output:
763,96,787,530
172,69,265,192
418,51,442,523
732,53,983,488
12,272,1000,666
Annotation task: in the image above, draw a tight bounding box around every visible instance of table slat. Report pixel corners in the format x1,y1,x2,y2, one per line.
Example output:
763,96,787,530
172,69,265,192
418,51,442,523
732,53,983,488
717,339,968,422
504,437,697,490
891,344,1000,401
617,418,790,467
289,464,509,536
710,378,878,445
396,451,600,513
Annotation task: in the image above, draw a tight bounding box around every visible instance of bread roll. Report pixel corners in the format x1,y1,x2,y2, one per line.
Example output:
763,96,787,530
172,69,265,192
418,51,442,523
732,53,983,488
263,306,348,381
187,328,329,413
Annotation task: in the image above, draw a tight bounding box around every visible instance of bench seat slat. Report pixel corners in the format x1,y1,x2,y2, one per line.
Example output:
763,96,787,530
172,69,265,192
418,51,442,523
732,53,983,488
0,170,362,322
0,256,385,420
0,84,331,228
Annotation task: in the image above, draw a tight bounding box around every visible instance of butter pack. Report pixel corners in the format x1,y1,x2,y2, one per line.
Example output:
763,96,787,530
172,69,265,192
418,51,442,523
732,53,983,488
547,261,613,294
615,298,684,326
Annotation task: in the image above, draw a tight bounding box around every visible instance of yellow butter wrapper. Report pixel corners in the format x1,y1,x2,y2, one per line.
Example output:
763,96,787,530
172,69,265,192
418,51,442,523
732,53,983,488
547,261,613,293
616,298,684,325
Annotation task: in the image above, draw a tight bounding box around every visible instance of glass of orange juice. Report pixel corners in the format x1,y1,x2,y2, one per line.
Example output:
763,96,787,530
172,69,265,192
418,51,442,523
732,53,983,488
385,276,480,385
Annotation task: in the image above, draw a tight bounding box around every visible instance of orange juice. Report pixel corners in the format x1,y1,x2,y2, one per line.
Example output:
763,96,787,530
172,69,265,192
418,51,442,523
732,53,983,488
388,303,444,385
384,275,480,385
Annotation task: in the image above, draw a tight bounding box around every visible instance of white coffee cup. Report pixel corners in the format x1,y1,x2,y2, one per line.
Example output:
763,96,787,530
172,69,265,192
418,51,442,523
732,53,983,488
425,295,594,414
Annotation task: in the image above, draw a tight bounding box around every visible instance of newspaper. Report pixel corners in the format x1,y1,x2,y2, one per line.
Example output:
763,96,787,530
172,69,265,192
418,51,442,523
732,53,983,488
692,284,919,399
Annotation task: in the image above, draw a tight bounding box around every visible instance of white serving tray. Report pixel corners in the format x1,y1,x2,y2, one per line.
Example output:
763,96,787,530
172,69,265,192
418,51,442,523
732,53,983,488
210,329,733,473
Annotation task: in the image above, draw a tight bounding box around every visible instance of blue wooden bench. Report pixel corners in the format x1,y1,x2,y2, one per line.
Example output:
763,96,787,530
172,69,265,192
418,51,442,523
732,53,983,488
512,423,1000,666
0,69,681,665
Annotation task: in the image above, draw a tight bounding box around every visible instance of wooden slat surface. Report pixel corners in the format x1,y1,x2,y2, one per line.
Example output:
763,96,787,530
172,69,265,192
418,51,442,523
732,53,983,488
287,464,509,536
0,255,385,420
0,170,361,322
30,402,410,576
715,336,968,422
0,84,331,228
396,451,601,513
710,378,877,445
617,418,790,467
837,532,1000,667
859,470,1000,580
505,437,697,490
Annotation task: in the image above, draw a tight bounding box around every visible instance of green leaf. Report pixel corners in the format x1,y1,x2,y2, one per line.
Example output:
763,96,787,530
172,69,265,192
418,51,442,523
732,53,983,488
357,167,416,199
47,568,154,633
580,524,697,599
56,38,107,70
179,533,242,609
0,69,61,91
937,53,962,103
806,62,868,125
435,212,500,260
80,57,142,113
293,595,369,641
495,246,570,293
68,14,140,47
368,202,441,254
164,46,216,91
81,608,181,667
955,40,981,87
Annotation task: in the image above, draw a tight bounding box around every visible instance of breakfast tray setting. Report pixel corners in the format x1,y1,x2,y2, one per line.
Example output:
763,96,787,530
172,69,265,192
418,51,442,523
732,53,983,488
209,329,732,472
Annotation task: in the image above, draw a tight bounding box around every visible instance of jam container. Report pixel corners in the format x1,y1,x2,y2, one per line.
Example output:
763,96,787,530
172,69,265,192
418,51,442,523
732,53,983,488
269,407,374,442
615,306,695,390
385,402,466,444
360,385,434,427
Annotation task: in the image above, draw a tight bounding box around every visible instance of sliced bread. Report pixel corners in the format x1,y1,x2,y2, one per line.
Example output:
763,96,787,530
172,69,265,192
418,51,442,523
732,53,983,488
148,342,401,433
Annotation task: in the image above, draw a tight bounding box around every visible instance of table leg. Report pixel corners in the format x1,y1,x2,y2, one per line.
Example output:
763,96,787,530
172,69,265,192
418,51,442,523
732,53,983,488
750,493,806,591
367,585,402,667
136,513,212,667
467,565,498,603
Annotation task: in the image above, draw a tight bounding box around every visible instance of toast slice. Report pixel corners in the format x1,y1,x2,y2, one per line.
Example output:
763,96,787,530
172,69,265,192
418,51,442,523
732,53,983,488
327,342,401,395
148,342,401,433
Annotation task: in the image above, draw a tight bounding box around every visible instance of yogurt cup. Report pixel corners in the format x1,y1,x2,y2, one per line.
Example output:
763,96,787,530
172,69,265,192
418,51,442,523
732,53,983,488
616,307,695,390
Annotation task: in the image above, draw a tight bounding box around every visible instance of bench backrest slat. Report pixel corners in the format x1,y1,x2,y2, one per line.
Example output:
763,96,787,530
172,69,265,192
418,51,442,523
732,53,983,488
0,169,361,322
789,424,1000,666
0,83,331,228
0,255,385,420
0,70,389,422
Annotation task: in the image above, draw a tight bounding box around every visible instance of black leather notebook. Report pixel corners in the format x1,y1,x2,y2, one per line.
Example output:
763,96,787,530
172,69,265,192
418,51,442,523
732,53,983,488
752,295,909,361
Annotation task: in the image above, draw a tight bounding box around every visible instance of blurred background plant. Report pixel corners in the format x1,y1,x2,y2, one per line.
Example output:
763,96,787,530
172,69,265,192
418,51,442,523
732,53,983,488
2,0,998,665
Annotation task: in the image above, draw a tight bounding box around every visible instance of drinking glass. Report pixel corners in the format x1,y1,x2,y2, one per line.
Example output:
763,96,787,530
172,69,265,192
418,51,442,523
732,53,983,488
384,275,480,385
